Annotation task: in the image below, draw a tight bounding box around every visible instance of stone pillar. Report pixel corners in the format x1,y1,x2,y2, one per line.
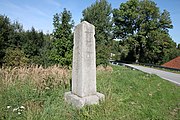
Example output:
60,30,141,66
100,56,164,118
64,21,105,108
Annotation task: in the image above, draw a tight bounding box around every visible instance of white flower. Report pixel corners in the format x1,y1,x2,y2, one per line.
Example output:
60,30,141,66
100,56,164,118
45,87,50,90
7,106,11,109
13,108,18,112
20,106,25,109
18,112,21,115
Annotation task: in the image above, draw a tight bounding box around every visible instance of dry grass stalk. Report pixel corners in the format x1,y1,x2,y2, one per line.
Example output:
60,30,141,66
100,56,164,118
0,65,112,89
0,65,70,89
96,65,113,72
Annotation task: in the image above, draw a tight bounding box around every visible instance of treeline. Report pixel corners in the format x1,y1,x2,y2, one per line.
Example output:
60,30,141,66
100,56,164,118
0,0,180,67
0,16,50,67
111,0,180,64
83,0,180,65
0,9,73,67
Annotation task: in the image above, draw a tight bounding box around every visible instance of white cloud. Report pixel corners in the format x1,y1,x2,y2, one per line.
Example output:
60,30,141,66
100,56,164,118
1,1,22,11
1,1,49,18
46,0,61,7
24,5,48,18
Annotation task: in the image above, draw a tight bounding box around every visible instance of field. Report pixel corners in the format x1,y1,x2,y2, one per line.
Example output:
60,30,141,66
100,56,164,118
0,65,179,120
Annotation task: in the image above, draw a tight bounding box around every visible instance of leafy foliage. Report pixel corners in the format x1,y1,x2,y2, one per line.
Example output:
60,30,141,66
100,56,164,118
22,27,45,64
0,15,50,67
3,47,28,67
50,8,74,66
111,40,129,60
113,0,178,64
0,15,13,65
177,44,180,50
81,0,113,66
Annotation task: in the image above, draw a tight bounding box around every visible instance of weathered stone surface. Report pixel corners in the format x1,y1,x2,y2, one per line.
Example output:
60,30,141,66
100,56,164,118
64,21,105,108
72,21,96,97
64,92,105,108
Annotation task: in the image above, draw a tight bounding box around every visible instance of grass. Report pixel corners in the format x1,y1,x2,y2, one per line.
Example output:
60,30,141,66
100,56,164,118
0,65,179,120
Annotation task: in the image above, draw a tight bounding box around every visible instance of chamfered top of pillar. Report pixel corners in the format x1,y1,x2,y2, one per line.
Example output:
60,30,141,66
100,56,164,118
75,21,95,29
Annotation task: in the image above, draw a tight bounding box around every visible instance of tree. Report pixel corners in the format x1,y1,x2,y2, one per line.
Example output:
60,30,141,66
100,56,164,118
8,21,24,48
0,14,51,67
0,15,13,65
3,47,28,67
50,8,74,66
113,0,175,64
177,43,180,50
145,30,176,64
111,40,129,61
81,0,112,66
22,27,45,64
37,34,53,66
159,10,173,32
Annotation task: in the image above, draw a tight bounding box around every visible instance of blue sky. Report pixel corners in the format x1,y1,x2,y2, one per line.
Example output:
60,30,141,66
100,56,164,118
0,0,179,44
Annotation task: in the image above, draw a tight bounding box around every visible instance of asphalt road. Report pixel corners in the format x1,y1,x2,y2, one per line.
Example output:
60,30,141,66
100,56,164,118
120,63,180,86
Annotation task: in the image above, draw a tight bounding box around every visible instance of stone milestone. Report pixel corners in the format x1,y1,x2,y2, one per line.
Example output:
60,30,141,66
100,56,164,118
64,21,105,108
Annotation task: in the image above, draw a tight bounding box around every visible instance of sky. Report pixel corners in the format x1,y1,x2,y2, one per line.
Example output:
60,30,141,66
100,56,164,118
0,0,179,44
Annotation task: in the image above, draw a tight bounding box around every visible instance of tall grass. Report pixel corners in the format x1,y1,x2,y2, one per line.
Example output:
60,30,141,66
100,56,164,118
0,65,70,90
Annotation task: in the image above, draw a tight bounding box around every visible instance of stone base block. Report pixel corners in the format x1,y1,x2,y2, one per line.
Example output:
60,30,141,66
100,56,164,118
64,92,105,108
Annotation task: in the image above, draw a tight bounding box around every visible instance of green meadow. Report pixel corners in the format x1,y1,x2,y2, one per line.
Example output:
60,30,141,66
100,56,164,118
0,65,179,120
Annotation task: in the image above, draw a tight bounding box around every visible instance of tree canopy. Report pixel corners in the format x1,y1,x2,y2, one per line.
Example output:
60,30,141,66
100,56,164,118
81,0,113,66
0,15,49,66
112,0,178,64
50,8,74,66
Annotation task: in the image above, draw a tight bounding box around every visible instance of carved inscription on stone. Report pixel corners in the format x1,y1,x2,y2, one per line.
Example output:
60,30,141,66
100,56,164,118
85,29,94,66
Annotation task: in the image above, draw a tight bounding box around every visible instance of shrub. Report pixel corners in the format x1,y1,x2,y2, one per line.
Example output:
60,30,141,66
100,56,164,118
3,47,29,67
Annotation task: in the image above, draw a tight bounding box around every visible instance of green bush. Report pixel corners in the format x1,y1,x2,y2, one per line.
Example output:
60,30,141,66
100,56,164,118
3,47,29,67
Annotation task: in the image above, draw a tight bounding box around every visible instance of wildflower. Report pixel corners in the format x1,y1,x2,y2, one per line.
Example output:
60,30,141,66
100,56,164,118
45,86,50,90
7,106,11,109
131,102,135,105
13,108,18,112
18,112,21,115
149,93,152,96
20,106,25,109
